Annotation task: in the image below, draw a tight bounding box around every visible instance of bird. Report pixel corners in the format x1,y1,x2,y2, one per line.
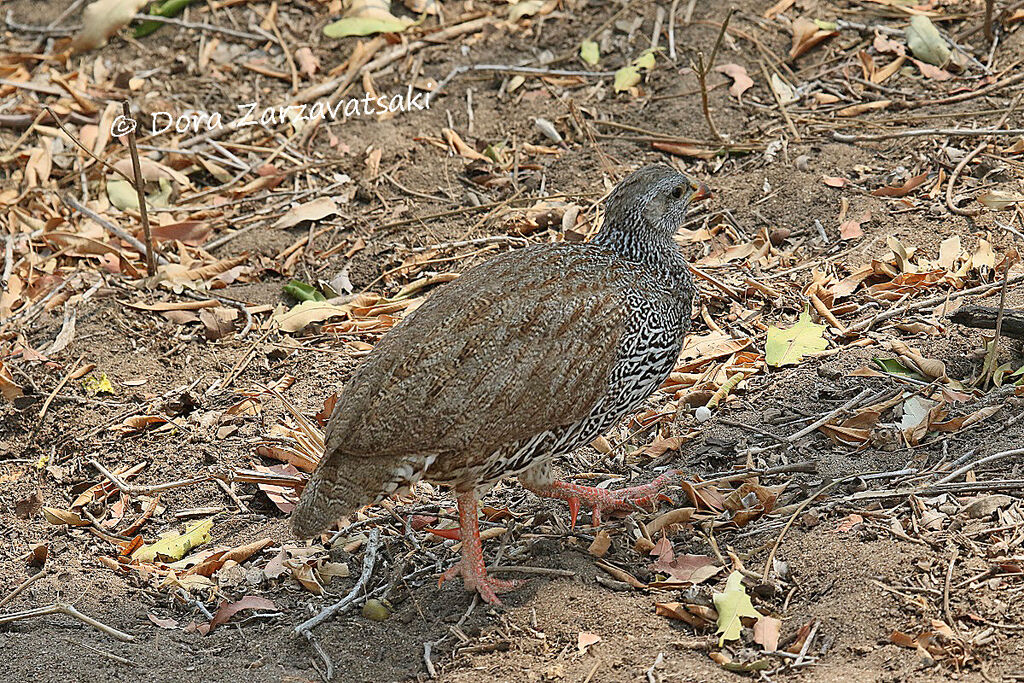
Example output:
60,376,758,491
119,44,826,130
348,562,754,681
291,164,709,604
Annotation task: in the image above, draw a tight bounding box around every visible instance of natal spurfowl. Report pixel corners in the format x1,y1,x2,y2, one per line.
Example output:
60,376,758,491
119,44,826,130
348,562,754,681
292,164,709,604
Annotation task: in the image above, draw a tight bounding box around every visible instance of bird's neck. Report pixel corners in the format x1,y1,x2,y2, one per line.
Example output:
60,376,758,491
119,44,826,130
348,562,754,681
592,224,691,286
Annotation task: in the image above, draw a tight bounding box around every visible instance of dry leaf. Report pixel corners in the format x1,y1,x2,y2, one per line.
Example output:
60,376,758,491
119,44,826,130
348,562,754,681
588,529,611,557
714,64,754,99
72,0,150,52
754,616,781,652
837,100,891,117
872,172,929,197
273,197,339,229
789,17,837,59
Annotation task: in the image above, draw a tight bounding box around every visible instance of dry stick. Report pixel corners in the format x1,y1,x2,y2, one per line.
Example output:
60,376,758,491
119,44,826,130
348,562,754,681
944,548,960,633
786,388,873,443
35,355,83,425
982,253,1017,387
757,58,800,141
0,603,135,642
947,94,1019,216
667,0,682,60
295,528,382,636
59,194,170,266
690,10,734,142
834,127,1024,143
42,106,135,185
129,12,265,41
906,66,1024,109
1,233,13,291
844,274,1024,335
0,570,47,608
122,101,157,276
931,448,1024,486
428,64,615,107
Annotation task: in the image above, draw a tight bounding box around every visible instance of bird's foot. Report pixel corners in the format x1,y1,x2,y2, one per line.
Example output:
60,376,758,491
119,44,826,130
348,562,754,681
528,471,679,528
435,490,524,605
438,561,521,605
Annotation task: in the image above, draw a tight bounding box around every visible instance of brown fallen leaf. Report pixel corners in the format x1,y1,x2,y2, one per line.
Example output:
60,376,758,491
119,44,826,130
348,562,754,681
872,172,929,197
588,529,611,557
148,614,179,629
714,64,754,99
203,595,276,635
789,17,837,59
651,141,718,160
837,100,891,117
753,615,781,652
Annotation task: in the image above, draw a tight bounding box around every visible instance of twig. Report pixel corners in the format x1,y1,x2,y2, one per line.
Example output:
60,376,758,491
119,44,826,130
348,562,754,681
411,235,529,253
122,101,157,276
0,570,47,608
35,355,84,426
689,10,733,142
130,13,266,41
931,448,1024,485
667,0,682,60
944,548,959,633
844,274,1024,335
1,233,13,292
982,252,1017,386
786,388,873,442
835,128,1024,143
757,59,800,141
0,603,135,642
59,194,170,266
295,528,381,636
428,64,615,107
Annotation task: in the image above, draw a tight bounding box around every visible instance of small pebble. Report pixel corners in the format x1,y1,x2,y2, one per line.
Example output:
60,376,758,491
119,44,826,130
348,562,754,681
695,406,712,423
794,154,810,171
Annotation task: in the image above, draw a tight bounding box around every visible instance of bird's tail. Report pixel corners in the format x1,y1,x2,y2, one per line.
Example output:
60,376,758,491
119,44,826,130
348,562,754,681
291,456,388,538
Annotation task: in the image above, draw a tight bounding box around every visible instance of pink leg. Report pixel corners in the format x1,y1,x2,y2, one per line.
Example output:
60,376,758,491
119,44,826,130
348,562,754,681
521,467,678,528
437,491,521,605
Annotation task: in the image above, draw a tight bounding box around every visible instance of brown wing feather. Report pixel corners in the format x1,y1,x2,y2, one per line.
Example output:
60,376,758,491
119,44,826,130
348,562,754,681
321,246,629,466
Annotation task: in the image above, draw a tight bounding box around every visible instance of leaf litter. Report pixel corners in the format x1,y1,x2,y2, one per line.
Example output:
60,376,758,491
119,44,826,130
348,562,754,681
2,0,1024,679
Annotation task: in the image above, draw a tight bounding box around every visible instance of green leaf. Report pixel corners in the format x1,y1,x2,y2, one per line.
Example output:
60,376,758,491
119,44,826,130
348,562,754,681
765,310,827,367
323,15,413,38
712,571,761,646
134,0,195,38
905,15,950,67
283,280,327,303
133,519,213,563
580,40,600,66
872,358,927,380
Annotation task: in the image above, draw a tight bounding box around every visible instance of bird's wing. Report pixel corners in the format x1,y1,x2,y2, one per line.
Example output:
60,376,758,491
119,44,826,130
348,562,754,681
322,245,634,461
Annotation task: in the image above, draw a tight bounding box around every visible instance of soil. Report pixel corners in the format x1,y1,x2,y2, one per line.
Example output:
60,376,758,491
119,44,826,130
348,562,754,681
2,0,1024,682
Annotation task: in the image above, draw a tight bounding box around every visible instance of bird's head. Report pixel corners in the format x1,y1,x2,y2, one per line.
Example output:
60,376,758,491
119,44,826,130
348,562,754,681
601,164,711,241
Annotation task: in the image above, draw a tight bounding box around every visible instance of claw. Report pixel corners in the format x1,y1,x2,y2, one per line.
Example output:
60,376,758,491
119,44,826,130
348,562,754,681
427,527,462,540
567,496,581,529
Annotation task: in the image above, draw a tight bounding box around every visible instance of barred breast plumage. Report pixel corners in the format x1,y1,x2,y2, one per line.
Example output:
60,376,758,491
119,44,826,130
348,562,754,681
292,164,709,604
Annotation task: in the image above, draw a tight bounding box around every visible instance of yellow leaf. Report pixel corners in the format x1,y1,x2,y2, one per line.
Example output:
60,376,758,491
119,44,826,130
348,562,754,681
765,311,827,367
134,519,214,563
712,571,761,645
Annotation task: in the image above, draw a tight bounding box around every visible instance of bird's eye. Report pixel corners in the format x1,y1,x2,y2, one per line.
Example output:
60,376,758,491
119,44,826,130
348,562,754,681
671,186,686,199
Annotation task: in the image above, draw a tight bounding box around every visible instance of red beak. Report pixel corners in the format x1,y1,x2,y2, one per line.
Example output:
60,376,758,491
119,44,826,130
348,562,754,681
691,183,712,202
